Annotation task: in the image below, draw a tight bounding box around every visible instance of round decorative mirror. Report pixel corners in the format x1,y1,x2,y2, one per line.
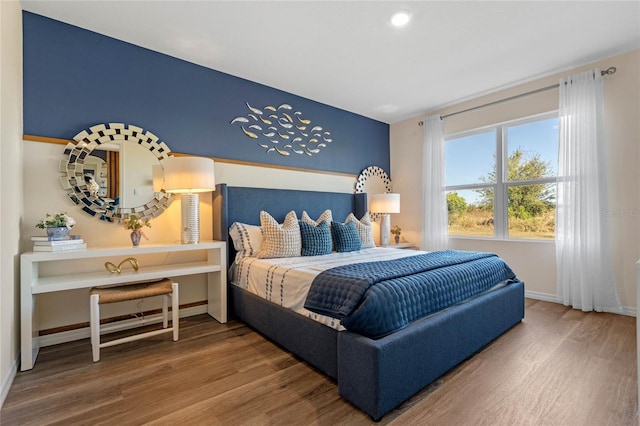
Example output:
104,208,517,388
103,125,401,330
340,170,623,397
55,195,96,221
355,165,392,194
60,123,173,222
355,165,392,220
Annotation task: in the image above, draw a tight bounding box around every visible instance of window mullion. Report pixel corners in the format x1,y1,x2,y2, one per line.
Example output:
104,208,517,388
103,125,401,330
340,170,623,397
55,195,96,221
494,126,507,239
507,177,557,185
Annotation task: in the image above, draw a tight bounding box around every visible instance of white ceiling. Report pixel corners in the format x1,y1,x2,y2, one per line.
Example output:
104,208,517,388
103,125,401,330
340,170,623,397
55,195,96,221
21,1,640,124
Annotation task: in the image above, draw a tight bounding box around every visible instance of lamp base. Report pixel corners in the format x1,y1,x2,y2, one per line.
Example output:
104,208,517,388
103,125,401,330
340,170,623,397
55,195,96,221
380,214,391,246
180,193,200,244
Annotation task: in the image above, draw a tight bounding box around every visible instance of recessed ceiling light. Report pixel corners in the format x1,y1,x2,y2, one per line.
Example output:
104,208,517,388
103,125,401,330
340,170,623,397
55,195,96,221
390,11,411,27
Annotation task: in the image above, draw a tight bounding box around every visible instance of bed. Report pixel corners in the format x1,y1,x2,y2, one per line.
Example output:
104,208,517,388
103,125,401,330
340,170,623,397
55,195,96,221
212,184,525,420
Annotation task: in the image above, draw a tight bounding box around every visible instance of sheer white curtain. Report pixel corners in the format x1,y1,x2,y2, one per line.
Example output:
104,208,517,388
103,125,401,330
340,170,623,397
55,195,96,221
421,115,448,251
556,68,622,313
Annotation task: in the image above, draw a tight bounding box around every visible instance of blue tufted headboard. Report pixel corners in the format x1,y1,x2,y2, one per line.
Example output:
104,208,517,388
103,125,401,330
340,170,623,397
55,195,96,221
212,184,367,263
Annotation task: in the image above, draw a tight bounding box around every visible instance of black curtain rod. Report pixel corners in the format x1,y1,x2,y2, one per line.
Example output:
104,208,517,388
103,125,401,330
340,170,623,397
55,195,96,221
418,66,617,126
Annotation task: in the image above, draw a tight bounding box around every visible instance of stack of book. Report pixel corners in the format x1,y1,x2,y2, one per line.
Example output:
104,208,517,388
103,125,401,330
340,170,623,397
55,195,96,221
31,235,86,252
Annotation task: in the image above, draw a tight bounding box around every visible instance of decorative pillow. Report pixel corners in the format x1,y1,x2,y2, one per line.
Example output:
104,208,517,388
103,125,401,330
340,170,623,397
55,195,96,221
257,210,302,258
299,220,332,256
301,209,333,226
346,212,375,248
228,222,263,261
330,220,362,253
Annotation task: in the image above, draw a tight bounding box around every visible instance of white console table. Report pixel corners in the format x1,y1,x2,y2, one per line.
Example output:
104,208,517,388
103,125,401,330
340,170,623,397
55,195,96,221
20,240,226,371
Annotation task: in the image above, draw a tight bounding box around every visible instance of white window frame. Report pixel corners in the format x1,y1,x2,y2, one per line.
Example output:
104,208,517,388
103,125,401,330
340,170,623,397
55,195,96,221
445,111,558,240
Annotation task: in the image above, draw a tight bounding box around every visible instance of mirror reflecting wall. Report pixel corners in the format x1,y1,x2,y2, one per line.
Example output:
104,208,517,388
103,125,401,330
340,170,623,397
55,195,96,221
60,123,174,222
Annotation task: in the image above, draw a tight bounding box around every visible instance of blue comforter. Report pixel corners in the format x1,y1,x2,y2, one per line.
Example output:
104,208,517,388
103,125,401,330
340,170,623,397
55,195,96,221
304,250,517,338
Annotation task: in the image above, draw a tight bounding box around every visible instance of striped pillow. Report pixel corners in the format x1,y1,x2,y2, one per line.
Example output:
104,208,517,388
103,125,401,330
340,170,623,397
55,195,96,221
346,212,375,248
228,222,263,262
331,220,362,253
257,210,302,258
299,220,332,256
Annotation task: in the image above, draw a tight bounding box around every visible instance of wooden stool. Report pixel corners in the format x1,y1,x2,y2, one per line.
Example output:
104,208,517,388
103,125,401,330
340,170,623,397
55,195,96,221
89,278,179,362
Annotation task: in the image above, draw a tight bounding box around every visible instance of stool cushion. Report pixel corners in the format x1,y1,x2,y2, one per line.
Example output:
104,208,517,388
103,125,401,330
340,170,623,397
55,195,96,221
90,278,174,304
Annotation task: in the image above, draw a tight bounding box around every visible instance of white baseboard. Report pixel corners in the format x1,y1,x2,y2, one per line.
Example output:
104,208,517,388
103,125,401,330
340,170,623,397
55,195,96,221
524,290,559,303
525,290,636,317
0,353,19,410
622,306,637,317
38,304,208,348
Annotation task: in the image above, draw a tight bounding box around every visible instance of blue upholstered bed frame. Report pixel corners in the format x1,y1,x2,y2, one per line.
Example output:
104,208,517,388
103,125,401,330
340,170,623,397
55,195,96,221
212,184,525,420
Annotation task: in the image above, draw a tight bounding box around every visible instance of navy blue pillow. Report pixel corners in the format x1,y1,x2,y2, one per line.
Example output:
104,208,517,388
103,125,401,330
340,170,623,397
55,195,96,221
299,220,332,256
331,221,362,253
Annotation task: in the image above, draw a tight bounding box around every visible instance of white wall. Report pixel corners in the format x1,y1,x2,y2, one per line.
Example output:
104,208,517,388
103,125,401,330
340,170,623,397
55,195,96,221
0,0,23,408
391,49,640,312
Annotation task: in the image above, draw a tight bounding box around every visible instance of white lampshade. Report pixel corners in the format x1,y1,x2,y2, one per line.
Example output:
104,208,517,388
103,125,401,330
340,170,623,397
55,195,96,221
370,193,401,214
162,156,215,193
370,193,400,246
161,156,215,244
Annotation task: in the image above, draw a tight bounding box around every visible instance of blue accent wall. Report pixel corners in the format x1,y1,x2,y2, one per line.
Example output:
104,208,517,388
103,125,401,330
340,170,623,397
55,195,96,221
22,12,389,175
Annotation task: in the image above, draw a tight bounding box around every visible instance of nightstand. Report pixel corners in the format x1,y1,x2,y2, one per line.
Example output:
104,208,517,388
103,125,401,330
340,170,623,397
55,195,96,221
382,243,418,250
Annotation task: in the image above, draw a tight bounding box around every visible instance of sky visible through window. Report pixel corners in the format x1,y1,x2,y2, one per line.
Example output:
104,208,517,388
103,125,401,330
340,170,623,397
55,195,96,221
445,131,495,187
446,117,559,205
507,118,559,177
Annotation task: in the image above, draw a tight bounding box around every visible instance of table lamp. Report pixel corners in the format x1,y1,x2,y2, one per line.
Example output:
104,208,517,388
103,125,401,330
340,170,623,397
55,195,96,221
162,156,215,244
370,193,400,246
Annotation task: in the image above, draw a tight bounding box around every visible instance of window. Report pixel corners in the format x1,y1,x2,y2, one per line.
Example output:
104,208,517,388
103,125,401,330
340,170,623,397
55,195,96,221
445,113,558,240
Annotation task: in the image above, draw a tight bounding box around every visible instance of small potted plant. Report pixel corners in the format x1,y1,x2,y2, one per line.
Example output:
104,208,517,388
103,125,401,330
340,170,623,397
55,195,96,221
391,225,402,244
122,214,151,246
36,212,76,240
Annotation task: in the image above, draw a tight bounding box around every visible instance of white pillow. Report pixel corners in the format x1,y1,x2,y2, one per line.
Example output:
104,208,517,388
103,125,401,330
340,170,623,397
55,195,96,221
257,210,302,258
229,222,263,262
301,209,333,226
346,212,375,249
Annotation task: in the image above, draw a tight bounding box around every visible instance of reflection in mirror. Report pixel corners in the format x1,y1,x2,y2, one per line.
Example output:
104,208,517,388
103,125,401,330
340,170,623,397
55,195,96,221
61,123,174,222
83,153,107,197
89,142,161,209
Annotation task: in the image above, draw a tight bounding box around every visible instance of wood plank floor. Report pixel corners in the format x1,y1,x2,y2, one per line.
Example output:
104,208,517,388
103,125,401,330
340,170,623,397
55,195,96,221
2,299,637,425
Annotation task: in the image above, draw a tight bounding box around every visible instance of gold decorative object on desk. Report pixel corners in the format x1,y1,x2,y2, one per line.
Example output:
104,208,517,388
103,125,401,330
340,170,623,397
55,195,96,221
105,257,139,274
